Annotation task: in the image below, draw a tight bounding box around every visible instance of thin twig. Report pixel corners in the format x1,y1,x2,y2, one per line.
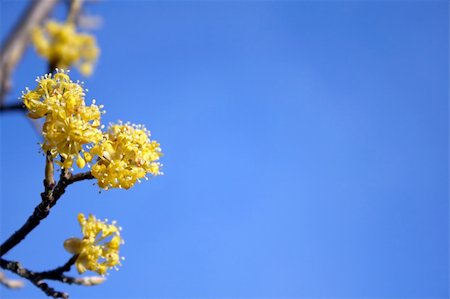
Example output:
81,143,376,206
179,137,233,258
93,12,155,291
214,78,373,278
0,259,69,298
0,171,94,257
1,256,76,298
0,256,104,298
35,255,78,279
69,172,95,184
0,102,25,112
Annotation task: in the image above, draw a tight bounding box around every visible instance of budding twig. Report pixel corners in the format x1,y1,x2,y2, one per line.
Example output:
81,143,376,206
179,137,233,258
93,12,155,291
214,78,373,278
0,271,24,289
0,255,102,298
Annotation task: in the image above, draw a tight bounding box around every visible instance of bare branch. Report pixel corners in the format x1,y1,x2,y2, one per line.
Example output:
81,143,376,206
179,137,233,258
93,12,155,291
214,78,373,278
69,171,95,184
0,259,68,298
36,255,78,279
0,171,95,257
0,256,79,298
0,255,105,296
0,102,25,112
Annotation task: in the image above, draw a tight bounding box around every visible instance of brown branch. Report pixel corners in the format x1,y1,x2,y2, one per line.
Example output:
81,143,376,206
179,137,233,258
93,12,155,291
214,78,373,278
0,256,104,298
68,172,95,184
1,256,78,298
0,0,59,105
1,258,70,298
36,255,78,278
0,171,94,257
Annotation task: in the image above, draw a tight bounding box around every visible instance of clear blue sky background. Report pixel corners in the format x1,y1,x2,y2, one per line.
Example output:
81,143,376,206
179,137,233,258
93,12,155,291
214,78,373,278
0,1,448,298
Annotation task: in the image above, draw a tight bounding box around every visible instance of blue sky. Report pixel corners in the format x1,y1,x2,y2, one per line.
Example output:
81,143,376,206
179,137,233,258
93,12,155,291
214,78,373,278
0,1,448,298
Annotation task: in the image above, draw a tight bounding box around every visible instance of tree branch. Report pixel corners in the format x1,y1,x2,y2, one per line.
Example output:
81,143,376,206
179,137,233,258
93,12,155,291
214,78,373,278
0,102,25,112
0,255,104,298
36,255,78,279
67,0,85,25
1,258,69,298
0,171,94,257
0,0,59,104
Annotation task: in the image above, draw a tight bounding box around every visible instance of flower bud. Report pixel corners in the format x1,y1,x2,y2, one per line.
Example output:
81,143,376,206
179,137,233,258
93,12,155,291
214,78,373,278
64,237,82,254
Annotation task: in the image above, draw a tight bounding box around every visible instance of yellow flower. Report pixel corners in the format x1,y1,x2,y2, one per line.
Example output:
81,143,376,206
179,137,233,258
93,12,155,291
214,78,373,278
90,122,162,190
64,213,123,275
22,70,103,169
31,20,99,76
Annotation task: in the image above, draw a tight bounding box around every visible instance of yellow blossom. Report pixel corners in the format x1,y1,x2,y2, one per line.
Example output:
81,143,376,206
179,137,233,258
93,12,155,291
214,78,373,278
64,213,123,275
22,70,103,169
31,20,99,76
90,122,162,190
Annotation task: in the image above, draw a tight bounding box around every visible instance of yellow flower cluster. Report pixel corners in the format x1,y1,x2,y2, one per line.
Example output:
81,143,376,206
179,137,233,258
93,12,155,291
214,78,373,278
64,213,122,275
90,123,162,190
22,70,103,169
32,20,99,76
23,70,162,187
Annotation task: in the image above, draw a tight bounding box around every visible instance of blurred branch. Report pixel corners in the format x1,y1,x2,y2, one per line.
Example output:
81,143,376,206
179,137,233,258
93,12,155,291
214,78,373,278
67,0,84,24
0,258,71,298
0,102,25,112
0,271,24,289
1,257,105,298
0,0,59,105
67,0,103,30
0,171,94,257
0,255,103,298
